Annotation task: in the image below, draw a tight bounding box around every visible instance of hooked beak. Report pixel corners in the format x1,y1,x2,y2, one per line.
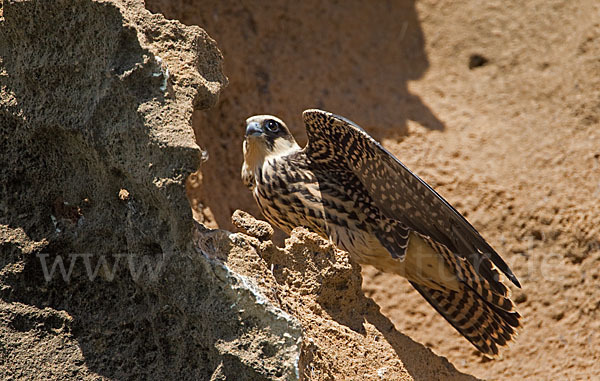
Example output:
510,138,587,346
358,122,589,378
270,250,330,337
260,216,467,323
245,121,263,137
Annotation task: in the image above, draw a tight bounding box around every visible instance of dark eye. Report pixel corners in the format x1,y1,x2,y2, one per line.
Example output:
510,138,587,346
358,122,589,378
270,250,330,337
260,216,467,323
264,119,280,132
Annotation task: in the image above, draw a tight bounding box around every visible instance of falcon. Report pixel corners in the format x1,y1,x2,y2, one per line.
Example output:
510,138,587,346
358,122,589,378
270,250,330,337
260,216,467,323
241,109,521,356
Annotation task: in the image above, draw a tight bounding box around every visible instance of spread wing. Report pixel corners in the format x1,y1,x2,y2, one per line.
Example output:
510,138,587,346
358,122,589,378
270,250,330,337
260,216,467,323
302,109,520,289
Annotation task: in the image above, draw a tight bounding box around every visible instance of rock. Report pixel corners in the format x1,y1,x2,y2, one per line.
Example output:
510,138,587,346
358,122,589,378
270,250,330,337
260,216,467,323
216,222,477,380
231,209,274,240
193,221,302,380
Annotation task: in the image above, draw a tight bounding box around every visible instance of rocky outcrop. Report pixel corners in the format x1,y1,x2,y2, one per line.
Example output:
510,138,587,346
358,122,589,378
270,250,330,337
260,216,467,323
227,212,476,381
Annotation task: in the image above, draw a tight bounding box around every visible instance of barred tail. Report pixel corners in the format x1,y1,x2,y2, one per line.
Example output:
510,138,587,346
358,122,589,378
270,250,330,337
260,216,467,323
410,281,521,356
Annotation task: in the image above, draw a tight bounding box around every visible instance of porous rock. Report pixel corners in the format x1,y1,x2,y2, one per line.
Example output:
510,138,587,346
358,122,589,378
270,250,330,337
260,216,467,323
226,211,477,381
231,209,274,240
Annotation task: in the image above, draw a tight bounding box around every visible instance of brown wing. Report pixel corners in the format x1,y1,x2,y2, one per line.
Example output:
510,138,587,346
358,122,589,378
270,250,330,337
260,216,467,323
302,109,520,290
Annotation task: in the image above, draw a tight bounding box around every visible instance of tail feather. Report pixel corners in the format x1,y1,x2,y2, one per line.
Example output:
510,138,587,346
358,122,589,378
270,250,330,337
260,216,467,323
421,235,516,312
410,280,521,356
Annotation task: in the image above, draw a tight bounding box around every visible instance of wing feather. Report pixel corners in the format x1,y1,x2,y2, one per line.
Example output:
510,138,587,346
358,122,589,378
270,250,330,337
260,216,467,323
302,109,520,289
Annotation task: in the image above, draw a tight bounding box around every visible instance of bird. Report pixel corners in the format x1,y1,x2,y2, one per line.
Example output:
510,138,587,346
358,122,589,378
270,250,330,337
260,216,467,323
241,109,521,356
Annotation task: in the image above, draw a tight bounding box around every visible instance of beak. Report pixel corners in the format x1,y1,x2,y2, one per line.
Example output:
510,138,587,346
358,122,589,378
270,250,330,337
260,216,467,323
245,121,263,137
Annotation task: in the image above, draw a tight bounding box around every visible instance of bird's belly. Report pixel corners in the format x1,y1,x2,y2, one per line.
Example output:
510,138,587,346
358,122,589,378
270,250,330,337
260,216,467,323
255,180,393,265
330,225,459,292
329,225,403,267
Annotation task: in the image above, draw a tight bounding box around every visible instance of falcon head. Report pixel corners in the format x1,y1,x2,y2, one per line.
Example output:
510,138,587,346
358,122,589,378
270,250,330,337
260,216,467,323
243,115,299,161
244,115,297,151
242,114,300,188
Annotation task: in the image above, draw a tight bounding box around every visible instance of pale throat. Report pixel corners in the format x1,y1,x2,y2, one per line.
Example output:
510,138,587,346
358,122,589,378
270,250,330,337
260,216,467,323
243,137,300,174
